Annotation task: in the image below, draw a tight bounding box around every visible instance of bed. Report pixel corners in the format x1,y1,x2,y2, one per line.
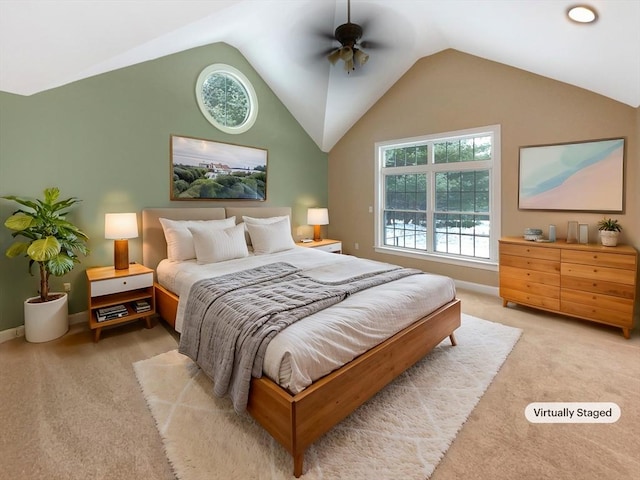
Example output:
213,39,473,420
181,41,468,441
142,207,461,477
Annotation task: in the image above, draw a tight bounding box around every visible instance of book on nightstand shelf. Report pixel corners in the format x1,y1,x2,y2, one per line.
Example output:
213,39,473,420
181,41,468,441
96,304,128,322
132,300,151,313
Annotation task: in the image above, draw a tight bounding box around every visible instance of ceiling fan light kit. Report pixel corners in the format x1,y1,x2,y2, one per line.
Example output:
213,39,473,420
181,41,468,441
327,0,371,73
354,49,369,65
339,46,354,62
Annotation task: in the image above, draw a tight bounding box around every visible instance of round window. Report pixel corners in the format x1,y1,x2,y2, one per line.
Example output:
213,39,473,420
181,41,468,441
195,64,258,134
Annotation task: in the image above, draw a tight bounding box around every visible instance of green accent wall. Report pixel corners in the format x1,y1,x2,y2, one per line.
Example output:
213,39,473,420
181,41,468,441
0,43,328,332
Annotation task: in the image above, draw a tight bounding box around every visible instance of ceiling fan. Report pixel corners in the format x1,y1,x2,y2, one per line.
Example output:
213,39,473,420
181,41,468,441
326,0,374,72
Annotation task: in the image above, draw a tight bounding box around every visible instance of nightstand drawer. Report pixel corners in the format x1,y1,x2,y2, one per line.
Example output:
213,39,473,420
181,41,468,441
91,272,153,297
315,242,342,253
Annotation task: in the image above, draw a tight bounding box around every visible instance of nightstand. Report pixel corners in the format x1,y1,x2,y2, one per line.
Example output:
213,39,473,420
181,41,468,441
86,263,156,342
298,239,342,253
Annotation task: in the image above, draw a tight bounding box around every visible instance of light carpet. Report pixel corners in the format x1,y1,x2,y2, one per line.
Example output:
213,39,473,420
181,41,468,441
133,314,521,480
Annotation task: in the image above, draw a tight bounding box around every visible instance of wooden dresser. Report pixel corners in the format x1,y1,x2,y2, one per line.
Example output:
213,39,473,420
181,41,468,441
499,237,637,338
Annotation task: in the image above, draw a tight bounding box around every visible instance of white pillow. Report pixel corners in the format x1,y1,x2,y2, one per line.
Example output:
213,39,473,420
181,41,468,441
241,215,290,246
242,215,289,225
188,223,248,264
245,218,296,255
159,217,235,261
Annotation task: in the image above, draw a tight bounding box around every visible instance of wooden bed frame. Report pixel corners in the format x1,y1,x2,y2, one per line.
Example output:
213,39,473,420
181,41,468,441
143,207,461,477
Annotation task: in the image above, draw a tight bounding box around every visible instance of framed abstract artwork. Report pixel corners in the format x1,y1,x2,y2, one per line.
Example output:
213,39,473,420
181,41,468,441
518,138,624,212
170,135,267,201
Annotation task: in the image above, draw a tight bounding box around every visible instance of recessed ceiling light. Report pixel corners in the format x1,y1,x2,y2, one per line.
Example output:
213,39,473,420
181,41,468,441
567,5,598,24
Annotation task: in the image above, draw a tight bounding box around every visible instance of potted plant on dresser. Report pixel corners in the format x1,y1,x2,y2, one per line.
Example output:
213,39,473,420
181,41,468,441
3,187,89,342
597,217,622,247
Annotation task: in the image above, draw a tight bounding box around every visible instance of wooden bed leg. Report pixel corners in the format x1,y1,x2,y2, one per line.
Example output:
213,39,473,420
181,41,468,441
293,452,304,478
449,332,457,346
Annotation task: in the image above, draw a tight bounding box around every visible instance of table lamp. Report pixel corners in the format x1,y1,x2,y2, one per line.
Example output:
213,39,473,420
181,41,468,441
307,208,329,242
105,213,138,270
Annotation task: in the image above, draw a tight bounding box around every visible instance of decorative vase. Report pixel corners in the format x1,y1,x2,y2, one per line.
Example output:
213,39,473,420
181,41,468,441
599,231,619,247
24,292,69,343
566,221,579,243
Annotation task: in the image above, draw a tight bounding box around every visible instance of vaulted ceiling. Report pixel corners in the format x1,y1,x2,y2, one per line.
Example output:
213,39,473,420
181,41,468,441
1,1,638,152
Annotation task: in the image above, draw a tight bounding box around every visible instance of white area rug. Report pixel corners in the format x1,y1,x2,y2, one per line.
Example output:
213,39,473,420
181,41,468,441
134,314,521,479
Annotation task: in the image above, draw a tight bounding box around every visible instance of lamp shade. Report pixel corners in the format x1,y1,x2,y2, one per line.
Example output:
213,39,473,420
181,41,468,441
105,213,138,239
307,208,329,226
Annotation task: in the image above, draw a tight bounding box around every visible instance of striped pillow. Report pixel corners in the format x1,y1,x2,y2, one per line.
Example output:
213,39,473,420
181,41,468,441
188,222,249,264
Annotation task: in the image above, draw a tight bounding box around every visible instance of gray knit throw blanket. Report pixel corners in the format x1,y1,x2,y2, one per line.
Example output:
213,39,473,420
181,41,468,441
178,262,422,413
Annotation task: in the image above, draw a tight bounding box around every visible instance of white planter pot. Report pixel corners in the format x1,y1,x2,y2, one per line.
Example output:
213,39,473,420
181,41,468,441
24,293,69,343
599,231,619,247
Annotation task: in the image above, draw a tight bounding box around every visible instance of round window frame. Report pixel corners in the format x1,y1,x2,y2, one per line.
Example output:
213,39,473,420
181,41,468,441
195,64,258,134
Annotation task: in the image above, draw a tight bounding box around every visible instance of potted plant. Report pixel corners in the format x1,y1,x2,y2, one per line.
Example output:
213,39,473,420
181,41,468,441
3,187,89,342
597,217,622,247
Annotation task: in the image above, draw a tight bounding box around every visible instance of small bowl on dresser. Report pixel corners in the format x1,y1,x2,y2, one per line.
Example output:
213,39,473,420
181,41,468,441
523,228,543,241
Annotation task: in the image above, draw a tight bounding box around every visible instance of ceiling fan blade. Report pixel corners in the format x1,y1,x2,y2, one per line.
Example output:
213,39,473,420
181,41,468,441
359,39,388,50
356,16,376,33
314,45,340,61
313,28,337,42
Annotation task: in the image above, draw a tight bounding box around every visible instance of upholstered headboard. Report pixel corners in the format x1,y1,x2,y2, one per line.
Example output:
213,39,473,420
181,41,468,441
141,207,292,272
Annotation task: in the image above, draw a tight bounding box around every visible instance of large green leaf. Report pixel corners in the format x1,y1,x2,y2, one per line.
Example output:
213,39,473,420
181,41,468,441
26,236,61,262
47,254,75,276
5,242,29,258
4,212,33,231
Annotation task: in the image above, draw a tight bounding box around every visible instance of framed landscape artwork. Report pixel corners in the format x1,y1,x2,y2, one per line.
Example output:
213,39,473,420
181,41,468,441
170,134,267,200
518,138,624,212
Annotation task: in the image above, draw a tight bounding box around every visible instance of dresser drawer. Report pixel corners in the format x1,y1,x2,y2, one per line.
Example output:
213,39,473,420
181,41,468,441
500,265,560,286
500,279,559,299
561,263,636,285
501,287,560,311
500,254,560,274
500,242,560,261
561,300,633,328
91,272,153,297
562,250,637,270
562,276,635,299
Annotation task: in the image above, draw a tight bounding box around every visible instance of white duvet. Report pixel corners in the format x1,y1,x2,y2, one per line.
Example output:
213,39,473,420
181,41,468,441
157,247,456,394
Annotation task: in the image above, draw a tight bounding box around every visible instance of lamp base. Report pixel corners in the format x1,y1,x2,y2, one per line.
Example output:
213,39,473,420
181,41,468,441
313,225,322,242
114,239,130,270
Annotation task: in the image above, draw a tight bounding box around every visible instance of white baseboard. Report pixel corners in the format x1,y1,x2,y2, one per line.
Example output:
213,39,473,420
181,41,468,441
0,325,25,344
69,310,89,325
0,310,88,344
454,279,499,297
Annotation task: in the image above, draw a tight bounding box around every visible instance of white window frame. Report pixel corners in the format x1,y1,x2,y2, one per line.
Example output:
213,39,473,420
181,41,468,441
374,125,501,271
195,64,258,134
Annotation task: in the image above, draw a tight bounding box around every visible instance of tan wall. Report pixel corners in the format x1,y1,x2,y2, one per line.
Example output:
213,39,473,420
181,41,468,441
328,49,638,288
